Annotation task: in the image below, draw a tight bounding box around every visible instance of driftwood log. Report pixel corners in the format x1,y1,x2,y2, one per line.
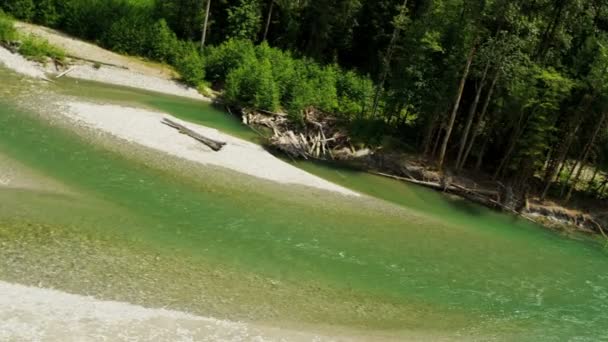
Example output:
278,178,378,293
243,107,351,160
162,118,226,151
368,171,545,224
55,66,75,79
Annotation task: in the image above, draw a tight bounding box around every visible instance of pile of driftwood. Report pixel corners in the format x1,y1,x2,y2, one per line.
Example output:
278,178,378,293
242,107,363,160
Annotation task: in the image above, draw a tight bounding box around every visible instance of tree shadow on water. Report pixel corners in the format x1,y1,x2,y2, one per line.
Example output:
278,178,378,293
441,194,487,217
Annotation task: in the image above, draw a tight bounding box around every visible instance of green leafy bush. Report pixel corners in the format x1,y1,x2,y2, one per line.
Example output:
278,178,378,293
211,39,374,119
149,19,179,63
0,10,17,42
102,16,150,56
336,70,374,117
204,39,256,83
174,43,205,86
34,0,60,26
0,0,34,21
225,54,280,111
226,0,262,41
18,35,66,62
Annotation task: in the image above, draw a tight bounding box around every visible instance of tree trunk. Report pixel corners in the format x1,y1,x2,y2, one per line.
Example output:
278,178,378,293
541,119,581,200
475,132,489,171
461,71,499,169
596,177,608,197
422,114,439,156
200,0,212,51
371,0,408,117
565,113,607,202
455,61,490,170
437,44,477,170
587,164,600,192
263,1,274,41
431,124,443,158
536,0,566,60
493,132,517,180
560,160,577,197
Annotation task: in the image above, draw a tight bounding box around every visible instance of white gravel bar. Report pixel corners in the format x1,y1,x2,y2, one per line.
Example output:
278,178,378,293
63,102,358,196
0,281,333,342
0,46,47,79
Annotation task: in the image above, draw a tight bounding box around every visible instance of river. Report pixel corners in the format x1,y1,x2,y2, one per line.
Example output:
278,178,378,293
0,66,607,341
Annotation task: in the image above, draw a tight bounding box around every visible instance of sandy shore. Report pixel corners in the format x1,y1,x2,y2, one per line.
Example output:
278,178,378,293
15,22,176,79
0,44,208,101
54,63,209,101
0,46,47,79
0,281,335,342
63,102,357,196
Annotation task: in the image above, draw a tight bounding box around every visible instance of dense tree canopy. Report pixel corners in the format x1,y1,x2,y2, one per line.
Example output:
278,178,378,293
2,0,608,202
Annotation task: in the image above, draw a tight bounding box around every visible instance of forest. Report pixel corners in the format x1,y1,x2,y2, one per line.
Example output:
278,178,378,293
2,0,608,207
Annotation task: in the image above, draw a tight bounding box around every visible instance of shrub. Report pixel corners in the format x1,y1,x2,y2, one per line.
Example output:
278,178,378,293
18,35,66,62
307,63,339,113
102,16,150,55
204,39,256,83
0,11,17,42
174,43,205,86
225,55,279,111
34,0,60,26
213,39,374,119
61,0,132,41
226,0,262,41
0,0,34,21
149,19,179,63
336,70,374,118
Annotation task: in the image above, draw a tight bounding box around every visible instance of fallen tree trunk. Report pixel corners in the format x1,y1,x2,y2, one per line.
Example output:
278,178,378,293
162,118,226,151
369,171,542,223
55,66,75,79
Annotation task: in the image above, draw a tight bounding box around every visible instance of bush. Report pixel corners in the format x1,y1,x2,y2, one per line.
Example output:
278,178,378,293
0,11,17,42
18,35,66,62
174,43,205,86
204,39,256,83
149,19,179,63
0,0,34,21
226,0,262,41
61,0,132,41
336,70,374,118
34,0,60,26
102,16,150,56
212,39,374,119
225,55,280,111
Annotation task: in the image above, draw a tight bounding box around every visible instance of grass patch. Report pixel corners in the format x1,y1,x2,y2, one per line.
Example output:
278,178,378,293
18,35,65,63
0,11,65,63
0,10,17,42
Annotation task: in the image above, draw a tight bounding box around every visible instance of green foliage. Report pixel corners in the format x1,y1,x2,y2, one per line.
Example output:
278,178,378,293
174,43,205,86
204,39,256,83
226,0,262,41
149,19,179,63
0,10,18,42
18,35,66,62
152,0,203,40
34,0,60,26
0,0,34,21
61,0,131,41
337,70,374,117
102,16,151,56
213,40,373,119
225,54,280,111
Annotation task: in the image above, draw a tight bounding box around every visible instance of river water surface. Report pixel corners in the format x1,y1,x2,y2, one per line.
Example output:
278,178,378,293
1,66,607,341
